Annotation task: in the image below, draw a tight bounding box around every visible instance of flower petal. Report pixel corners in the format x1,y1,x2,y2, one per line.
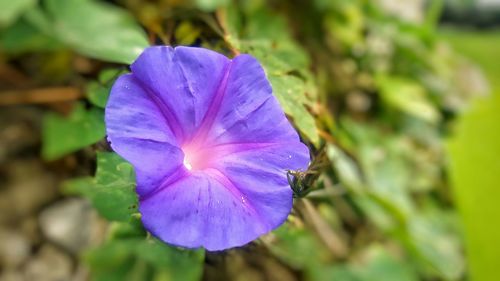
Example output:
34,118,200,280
203,54,298,145
106,46,312,251
212,97,300,145
105,74,184,196
212,141,309,226
106,74,177,145
139,172,272,251
130,46,230,142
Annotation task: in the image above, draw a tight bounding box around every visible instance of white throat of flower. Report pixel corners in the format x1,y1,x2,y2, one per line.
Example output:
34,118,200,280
183,157,193,170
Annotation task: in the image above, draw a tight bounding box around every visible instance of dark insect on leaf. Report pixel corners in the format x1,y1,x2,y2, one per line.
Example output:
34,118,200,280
287,145,328,198
287,169,313,198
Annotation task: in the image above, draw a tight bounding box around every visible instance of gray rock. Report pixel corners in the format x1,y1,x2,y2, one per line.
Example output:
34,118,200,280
0,107,41,165
39,198,95,254
0,229,31,269
0,160,57,224
20,216,41,245
70,265,90,281
24,244,72,281
0,270,24,281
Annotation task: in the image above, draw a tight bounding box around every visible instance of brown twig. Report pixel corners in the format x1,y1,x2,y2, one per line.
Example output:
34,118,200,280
298,198,348,258
0,87,83,106
215,9,240,57
0,63,31,87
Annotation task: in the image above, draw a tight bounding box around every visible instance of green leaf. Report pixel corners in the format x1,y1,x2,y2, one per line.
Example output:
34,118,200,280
45,0,148,64
327,142,398,230
269,75,319,145
85,239,150,281
0,0,36,27
85,239,138,272
405,211,465,280
218,5,320,146
360,142,414,222
354,246,419,281
23,5,55,35
376,75,441,124
64,152,138,222
135,240,205,281
174,21,201,46
268,222,330,269
341,119,464,279
308,245,419,281
85,238,204,281
195,0,229,12
108,216,146,240
308,264,361,281
42,103,105,160
448,93,500,281
353,196,396,231
87,82,111,108
326,144,365,193
339,119,414,224
0,18,62,54
87,68,127,108
0,5,63,54
217,4,241,48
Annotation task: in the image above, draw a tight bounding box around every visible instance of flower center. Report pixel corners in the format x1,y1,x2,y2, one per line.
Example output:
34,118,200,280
182,144,211,171
183,157,193,170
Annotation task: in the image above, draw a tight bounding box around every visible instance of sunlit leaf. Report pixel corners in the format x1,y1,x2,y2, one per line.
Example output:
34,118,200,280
376,75,441,124
0,0,35,27
448,94,500,281
194,0,229,12
45,0,148,64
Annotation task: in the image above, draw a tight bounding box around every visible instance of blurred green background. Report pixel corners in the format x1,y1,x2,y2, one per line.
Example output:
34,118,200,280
443,30,500,281
0,0,499,281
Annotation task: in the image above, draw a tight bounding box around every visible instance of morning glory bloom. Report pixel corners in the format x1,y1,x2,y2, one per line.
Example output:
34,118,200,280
105,46,310,251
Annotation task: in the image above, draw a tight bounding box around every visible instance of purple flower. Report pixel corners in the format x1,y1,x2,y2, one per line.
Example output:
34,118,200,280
105,46,310,251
